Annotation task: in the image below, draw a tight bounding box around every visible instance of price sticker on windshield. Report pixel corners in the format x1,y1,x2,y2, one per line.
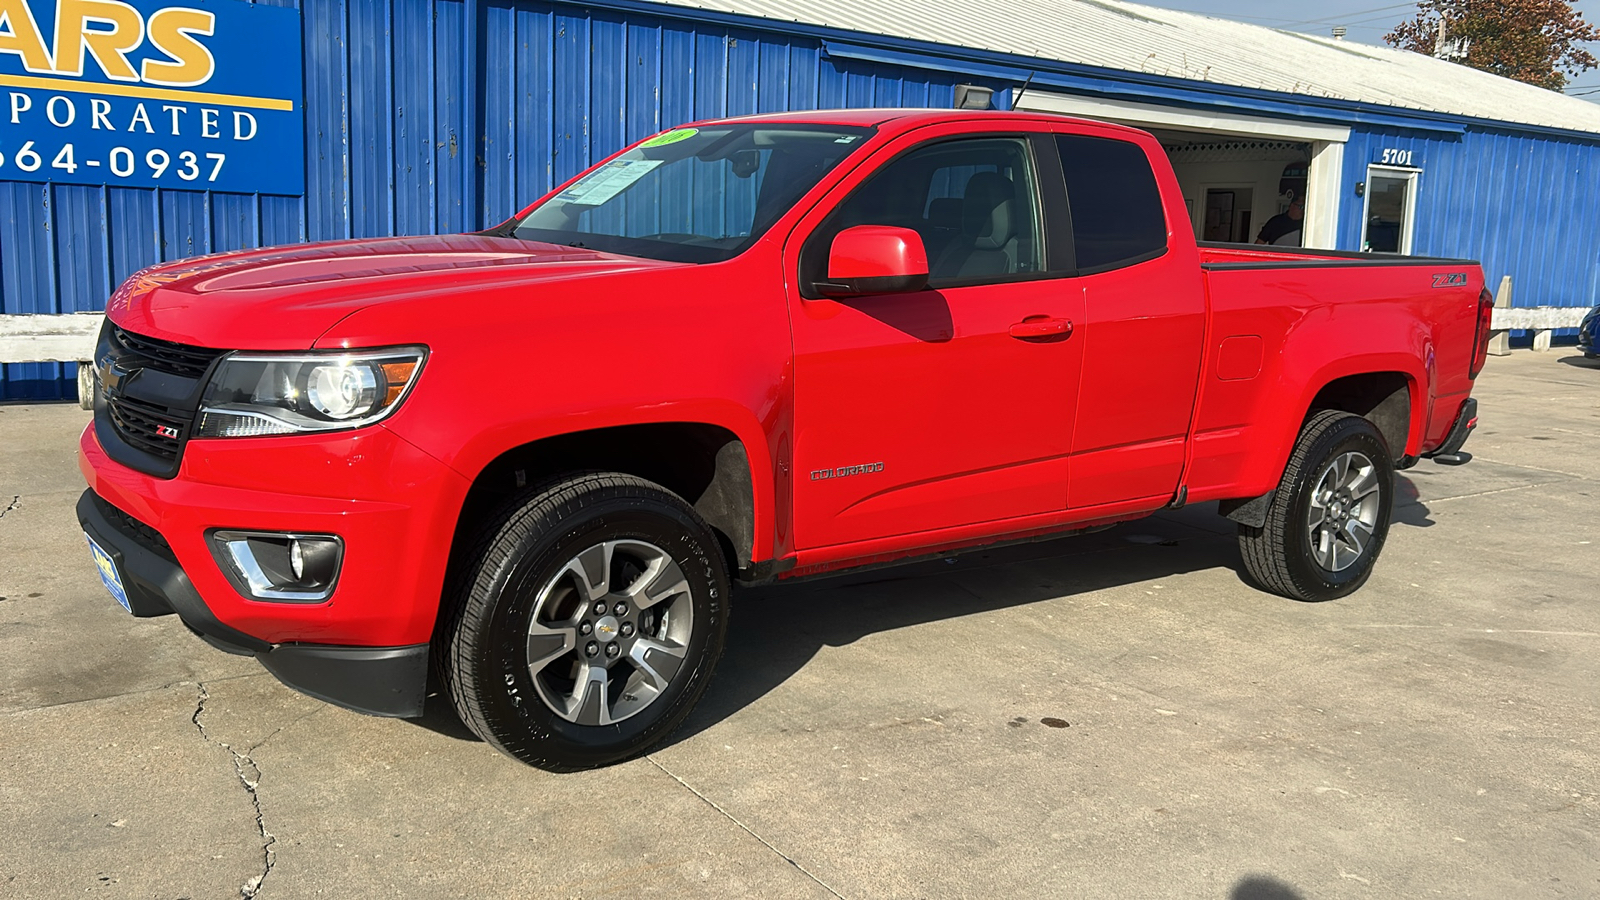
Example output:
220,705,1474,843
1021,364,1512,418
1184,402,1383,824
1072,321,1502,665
555,158,664,205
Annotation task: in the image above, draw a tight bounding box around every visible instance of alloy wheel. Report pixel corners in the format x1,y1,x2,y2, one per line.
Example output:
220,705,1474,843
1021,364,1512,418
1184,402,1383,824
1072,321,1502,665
524,539,695,726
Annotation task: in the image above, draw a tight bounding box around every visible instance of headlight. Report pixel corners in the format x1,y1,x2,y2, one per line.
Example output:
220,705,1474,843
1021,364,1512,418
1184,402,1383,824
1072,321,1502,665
195,347,426,438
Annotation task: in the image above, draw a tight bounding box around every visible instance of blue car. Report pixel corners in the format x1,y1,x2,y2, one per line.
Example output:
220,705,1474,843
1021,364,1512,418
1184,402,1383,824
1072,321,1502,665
1582,303,1600,358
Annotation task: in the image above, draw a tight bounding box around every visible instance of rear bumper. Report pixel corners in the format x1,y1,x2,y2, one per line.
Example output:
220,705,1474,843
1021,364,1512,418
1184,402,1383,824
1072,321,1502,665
1423,397,1477,463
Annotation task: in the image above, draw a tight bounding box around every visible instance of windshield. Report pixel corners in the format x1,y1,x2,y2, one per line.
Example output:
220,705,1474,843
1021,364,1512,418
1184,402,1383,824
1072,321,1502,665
512,123,874,263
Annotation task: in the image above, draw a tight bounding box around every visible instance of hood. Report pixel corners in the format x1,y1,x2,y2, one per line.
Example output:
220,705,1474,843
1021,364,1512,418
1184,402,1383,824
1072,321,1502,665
107,234,685,349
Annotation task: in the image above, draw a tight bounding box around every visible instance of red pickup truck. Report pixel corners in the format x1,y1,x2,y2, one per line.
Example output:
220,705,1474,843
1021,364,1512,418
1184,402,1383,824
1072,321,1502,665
77,109,1489,770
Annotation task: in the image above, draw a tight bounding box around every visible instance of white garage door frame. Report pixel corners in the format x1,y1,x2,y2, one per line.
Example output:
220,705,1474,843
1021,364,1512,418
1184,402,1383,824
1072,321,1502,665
1015,90,1350,250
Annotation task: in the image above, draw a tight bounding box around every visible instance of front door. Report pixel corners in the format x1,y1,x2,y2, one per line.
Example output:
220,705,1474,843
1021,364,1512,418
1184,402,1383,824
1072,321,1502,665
785,130,1085,550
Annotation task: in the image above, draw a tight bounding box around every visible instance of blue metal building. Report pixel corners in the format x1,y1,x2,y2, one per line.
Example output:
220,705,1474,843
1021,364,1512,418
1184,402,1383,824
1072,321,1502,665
4,0,1599,398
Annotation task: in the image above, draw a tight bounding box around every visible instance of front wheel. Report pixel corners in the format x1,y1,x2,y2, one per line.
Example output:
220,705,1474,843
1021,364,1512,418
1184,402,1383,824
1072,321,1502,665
1238,411,1395,601
440,473,730,770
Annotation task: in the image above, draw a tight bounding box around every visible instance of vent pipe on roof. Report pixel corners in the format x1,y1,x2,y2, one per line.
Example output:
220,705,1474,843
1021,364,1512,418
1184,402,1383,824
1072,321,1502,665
1331,26,1347,40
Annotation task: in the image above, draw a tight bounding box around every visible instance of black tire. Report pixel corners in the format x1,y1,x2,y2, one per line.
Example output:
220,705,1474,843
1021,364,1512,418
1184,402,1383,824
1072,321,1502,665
1238,411,1395,602
439,473,730,770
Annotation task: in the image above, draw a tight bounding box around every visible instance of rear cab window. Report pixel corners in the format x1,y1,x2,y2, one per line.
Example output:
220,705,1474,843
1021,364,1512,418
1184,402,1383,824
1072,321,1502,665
1054,134,1168,273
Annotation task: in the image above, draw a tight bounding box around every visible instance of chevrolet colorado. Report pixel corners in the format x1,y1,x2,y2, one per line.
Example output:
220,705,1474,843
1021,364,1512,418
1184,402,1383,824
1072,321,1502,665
77,109,1489,769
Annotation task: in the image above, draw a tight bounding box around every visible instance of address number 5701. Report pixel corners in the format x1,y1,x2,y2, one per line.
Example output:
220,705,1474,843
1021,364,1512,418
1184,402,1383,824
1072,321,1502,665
0,141,226,182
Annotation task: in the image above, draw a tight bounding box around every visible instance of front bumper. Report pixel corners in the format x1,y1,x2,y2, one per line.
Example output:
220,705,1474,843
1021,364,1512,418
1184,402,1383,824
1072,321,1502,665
80,488,429,715
77,423,471,716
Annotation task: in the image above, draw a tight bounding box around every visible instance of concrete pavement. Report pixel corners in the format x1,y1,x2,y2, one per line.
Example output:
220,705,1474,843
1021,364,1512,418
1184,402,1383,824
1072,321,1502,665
2,350,1596,899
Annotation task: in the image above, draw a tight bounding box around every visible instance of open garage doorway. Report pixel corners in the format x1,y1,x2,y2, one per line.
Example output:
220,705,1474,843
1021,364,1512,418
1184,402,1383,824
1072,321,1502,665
1155,135,1309,246
1014,91,1349,249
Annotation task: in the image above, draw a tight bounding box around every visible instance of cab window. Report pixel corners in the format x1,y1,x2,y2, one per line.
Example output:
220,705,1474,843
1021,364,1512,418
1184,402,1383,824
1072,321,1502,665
802,137,1044,294
1055,134,1168,273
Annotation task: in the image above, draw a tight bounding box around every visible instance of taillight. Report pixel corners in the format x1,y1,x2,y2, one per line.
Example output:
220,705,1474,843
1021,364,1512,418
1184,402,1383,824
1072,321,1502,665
1470,287,1493,378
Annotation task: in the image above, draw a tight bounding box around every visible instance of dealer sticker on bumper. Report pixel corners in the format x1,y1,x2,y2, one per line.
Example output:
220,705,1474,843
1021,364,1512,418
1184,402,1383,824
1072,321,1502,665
86,533,132,613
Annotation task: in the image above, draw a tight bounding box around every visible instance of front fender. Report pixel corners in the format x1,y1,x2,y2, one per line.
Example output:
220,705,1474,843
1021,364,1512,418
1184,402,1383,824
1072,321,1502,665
313,258,793,564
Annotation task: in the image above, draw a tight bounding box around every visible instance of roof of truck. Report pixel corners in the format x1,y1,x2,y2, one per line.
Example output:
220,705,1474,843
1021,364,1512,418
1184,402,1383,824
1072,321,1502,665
706,107,1149,136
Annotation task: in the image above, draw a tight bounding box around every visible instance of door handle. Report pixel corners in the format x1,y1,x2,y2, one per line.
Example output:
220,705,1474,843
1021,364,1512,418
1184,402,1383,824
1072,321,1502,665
1008,316,1073,339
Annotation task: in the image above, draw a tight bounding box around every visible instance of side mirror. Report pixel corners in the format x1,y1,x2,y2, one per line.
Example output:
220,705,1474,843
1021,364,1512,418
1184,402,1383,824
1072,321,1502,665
817,225,929,298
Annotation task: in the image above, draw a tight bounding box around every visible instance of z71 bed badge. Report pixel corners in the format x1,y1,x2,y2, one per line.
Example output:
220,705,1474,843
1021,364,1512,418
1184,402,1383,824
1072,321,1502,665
1432,273,1468,288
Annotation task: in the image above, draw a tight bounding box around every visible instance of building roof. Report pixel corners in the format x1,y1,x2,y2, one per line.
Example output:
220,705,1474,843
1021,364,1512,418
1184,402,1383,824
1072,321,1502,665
649,0,1600,136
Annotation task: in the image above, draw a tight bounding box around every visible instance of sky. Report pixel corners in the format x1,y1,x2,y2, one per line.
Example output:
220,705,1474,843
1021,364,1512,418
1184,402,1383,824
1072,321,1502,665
1135,0,1600,102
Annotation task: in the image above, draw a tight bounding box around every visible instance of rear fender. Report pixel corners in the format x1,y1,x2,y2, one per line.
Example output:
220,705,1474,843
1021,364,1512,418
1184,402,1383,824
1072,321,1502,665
1223,345,1429,501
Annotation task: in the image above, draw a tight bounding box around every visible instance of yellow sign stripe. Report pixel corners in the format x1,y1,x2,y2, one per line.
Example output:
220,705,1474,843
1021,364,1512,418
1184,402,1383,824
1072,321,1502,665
0,74,294,112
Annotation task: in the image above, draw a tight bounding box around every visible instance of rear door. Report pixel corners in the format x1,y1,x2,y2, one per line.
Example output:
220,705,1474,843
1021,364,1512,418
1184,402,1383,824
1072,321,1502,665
1047,128,1208,509
784,124,1086,550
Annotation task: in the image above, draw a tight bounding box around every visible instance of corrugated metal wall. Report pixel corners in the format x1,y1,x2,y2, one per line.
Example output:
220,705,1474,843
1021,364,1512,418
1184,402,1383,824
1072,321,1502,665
5,0,1599,399
0,0,969,399
1339,126,1600,315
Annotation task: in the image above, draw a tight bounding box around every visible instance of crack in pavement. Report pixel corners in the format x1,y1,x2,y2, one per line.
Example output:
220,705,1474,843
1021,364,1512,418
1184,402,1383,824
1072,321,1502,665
0,495,18,520
192,682,276,899
4,672,266,716
1426,480,1569,503
1470,455,1596,482
646,756,847,899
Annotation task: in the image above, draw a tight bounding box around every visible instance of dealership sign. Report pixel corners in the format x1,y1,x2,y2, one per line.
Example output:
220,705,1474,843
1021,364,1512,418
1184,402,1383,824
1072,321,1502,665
0,0,303,194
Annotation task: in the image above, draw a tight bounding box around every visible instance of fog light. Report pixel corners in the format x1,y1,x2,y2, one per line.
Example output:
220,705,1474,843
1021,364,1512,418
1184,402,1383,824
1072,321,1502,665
208,531,343,602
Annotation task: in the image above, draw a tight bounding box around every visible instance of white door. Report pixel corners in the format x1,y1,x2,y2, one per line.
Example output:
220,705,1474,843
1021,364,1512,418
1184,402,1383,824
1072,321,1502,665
1362,165,1420,254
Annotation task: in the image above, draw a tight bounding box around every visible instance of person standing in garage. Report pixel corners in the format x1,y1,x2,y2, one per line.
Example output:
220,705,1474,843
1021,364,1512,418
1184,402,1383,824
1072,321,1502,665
1255,197,1303,246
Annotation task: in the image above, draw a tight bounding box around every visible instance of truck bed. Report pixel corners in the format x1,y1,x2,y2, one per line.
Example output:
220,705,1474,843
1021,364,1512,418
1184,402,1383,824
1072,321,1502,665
1186,242,1485,505
1197,242,1478,269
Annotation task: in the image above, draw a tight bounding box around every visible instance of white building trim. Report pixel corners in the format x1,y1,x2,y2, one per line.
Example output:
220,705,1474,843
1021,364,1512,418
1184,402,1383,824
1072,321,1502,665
1015,90,1352,144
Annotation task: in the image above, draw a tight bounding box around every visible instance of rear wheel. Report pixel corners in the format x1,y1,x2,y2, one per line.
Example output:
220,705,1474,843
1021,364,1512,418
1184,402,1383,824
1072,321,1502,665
440,473,730,770
1238,411,1394,601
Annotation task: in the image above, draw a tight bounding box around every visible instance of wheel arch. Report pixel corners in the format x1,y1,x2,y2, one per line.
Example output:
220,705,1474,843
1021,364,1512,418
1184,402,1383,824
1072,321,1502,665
452,422,760,578
1304,370,1417,462
1217,361,1422,526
